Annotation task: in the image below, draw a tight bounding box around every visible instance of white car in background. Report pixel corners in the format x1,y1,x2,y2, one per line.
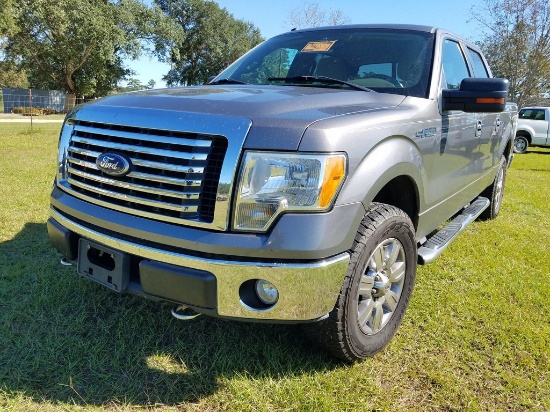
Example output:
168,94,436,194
514,107,550,153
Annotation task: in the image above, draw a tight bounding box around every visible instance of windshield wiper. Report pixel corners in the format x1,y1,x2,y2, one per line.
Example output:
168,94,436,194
208,78,248,85
267,76,374,92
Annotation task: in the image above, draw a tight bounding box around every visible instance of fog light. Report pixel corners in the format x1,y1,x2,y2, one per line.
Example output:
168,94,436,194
255,279,279,305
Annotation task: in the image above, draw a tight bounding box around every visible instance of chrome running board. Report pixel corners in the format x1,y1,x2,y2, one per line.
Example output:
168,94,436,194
418,197,490,265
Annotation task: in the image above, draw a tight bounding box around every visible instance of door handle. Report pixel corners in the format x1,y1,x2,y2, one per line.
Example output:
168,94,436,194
476,120,482,137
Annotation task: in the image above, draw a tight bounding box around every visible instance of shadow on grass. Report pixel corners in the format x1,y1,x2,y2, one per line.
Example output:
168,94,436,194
0,223,340,408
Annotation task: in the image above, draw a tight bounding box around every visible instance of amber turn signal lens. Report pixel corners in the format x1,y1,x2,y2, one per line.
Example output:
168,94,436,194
320,156,346,208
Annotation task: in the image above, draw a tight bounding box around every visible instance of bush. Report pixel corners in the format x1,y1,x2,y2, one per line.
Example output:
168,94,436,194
41,108,58,115
11,106,60,116
12,106,43,116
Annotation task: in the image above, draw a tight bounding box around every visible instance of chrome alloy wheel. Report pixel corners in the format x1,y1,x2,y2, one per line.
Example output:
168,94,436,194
357,237,406,335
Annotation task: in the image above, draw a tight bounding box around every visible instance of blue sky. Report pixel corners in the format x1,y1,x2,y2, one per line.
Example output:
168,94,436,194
128,0,484,88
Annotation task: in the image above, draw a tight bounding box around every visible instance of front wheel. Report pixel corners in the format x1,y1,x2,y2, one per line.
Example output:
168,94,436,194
308,203,417,362
514,135,529,154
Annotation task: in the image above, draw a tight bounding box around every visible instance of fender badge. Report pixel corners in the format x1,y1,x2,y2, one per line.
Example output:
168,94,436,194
415,127,437,139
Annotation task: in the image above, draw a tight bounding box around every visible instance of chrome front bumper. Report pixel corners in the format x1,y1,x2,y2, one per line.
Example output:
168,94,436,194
49,208,350,322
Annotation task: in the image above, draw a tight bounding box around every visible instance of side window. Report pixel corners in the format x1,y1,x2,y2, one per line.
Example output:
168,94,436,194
441,39,471,89
518,109,529,119
467,48,489,78
519,109,546,120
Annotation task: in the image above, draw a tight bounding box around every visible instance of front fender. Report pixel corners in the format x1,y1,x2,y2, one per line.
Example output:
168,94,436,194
338,135,425,211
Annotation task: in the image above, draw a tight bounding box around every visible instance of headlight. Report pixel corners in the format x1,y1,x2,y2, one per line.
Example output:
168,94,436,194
233,151,346,232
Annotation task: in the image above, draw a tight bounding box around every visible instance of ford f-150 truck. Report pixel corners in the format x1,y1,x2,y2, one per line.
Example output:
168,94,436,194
48,24,517,361
514,106,550,153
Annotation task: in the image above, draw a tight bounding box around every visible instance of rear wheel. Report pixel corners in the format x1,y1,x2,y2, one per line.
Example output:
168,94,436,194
479,156,507,220
308,203,416,362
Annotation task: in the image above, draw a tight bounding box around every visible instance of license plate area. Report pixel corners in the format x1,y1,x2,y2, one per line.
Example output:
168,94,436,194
77,239,129,292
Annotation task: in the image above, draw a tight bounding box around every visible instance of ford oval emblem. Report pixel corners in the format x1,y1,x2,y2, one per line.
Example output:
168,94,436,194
96,152,132,177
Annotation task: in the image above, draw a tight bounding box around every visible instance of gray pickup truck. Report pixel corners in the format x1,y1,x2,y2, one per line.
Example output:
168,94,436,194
48,24,517,361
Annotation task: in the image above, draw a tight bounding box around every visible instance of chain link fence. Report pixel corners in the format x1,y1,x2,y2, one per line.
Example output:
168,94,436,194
0,88,89,115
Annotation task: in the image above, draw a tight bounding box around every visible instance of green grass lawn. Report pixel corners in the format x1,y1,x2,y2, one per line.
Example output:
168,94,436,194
1,123,549,411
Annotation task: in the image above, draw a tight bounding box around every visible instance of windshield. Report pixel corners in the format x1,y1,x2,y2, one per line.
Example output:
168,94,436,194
214,27,435,98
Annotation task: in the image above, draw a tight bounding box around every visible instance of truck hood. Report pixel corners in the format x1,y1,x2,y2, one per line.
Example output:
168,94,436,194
89,85,406,150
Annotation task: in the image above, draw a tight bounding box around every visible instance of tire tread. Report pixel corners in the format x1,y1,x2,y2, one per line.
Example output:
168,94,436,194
305,203,415,362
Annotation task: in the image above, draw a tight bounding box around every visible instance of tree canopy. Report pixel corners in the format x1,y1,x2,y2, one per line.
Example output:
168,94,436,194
472,0,550,107
154,0,263,86
0,0,28,88
2,0,176,96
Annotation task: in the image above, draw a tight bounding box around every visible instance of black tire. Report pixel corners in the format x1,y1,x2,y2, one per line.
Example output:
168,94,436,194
479,156,507,221
514,135,529,154
308,203,416,362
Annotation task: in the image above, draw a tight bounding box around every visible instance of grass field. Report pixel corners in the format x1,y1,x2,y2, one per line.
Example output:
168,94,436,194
0,123,549,411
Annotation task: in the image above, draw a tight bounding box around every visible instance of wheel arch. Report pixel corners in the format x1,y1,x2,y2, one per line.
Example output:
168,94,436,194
515,128,533,144
503,136,514,164
371,175,419,229
337,136,424,232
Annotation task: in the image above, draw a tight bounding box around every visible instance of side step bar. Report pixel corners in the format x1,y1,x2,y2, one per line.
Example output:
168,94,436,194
418,197,490,265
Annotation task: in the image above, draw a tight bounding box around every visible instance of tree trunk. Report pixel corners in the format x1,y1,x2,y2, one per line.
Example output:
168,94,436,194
64,93,76,111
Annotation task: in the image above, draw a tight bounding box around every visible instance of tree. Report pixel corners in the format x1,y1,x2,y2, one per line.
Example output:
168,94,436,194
126,78,147,91
4,0,177,98
471,0,550,107
286,2,350,30
0,0,28,88
154,0,263,86
0,60,29,89
114,78,156,93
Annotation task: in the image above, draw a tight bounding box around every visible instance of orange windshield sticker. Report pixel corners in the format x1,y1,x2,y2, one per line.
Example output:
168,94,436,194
302,41,337,52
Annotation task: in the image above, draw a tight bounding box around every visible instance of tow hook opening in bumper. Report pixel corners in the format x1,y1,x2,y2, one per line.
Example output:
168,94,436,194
60,257,74,266
171,304,201,320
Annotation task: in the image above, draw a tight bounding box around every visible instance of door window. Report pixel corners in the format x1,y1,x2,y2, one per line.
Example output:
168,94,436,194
519,109,546,120
467,48,489,78
441,39,470,89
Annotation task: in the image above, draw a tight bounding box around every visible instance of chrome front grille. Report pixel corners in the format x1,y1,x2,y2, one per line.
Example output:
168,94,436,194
66,120,228,224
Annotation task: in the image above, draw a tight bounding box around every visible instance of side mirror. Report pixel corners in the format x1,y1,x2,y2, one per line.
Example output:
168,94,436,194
442,78,509,113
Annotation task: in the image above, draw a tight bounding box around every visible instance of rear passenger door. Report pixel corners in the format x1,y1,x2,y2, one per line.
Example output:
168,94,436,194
466,46,501,172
